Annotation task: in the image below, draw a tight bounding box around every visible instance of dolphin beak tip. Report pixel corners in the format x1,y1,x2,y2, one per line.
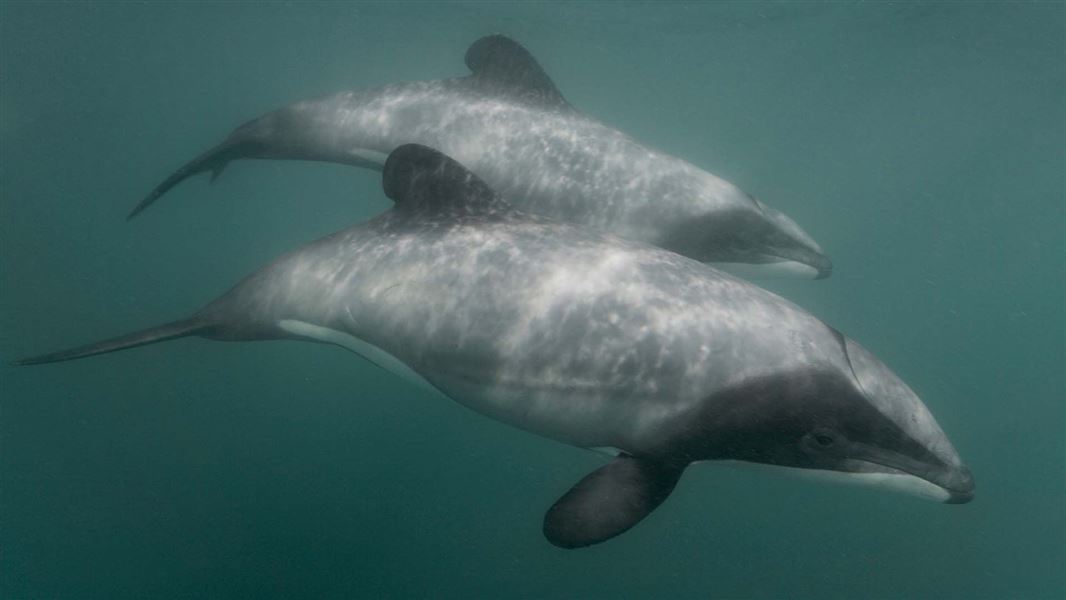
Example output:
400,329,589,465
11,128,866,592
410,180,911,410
945,488,975,504
943,466,975,504
814,258,833,279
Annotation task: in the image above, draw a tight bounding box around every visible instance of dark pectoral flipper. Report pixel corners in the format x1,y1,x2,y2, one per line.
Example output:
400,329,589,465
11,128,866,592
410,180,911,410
543,455,685,549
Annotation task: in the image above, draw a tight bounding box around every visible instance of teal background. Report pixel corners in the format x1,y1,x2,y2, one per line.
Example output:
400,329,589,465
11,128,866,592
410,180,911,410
1,2,1063,598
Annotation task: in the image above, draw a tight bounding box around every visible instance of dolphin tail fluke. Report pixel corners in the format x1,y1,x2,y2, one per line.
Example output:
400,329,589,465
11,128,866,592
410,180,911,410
209,161,229,183
13,317,212,366
127,139,249,220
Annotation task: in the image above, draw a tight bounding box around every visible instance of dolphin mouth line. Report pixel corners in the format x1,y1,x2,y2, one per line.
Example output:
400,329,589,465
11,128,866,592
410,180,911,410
702,459,972,504
841,436,974,504
711,256,829,280
848,458,975,504
759,253,833,279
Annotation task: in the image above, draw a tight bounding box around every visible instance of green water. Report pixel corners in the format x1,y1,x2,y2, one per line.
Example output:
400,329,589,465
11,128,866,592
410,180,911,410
1,2,1062,598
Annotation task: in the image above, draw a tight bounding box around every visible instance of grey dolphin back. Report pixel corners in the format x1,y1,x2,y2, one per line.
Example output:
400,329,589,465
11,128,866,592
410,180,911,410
127,35,561,220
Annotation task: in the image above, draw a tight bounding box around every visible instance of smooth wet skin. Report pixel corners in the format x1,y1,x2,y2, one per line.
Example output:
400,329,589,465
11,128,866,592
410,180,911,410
19,145,969,548
129,35,832,279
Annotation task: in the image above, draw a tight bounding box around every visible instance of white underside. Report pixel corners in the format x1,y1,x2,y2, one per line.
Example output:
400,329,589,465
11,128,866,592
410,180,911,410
711,259,819,280
703,459,951,502
278,319,443,397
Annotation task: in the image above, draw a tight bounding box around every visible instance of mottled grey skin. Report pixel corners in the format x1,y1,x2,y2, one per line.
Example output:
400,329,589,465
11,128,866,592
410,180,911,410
21,145,967,548
131,35,831,278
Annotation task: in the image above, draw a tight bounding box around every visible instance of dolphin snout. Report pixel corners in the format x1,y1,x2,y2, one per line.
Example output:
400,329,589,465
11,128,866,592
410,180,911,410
942,466,975,504
787,249,832,279
812,255,834,280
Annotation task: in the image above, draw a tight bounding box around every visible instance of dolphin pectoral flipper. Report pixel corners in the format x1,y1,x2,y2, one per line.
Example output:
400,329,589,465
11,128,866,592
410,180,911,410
13,317,211,366
542,455,685,549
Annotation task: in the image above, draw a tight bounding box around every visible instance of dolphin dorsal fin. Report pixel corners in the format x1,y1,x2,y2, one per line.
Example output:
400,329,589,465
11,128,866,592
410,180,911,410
464,35,572,110
382,144,502,214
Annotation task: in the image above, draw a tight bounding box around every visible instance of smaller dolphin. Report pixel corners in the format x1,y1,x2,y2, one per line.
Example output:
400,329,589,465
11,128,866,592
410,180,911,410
18,145,969,548
129,35,832,279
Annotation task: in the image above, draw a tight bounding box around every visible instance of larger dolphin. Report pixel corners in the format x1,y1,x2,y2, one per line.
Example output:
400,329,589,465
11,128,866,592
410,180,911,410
19,145,969,548
129,35,832,279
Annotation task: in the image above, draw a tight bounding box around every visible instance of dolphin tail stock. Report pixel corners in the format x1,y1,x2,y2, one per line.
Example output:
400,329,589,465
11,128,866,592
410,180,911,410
12,317,213,366
127,138,253,220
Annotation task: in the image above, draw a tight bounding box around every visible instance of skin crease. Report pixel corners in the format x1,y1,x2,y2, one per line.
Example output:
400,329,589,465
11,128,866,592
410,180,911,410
130,36,832,278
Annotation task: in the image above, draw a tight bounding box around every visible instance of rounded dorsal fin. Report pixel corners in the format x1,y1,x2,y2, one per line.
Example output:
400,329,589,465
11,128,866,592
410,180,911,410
382,144,501,214
464,35,571,110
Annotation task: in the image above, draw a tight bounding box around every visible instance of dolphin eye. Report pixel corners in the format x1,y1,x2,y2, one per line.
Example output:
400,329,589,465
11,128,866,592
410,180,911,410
805,429,840,452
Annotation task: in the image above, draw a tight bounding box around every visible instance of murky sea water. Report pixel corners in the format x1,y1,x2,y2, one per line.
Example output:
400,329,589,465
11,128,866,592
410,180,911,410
1,2,1063,598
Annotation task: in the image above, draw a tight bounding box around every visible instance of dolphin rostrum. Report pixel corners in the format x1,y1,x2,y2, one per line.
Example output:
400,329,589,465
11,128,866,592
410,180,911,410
129,35,832,279
19,145,969,548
